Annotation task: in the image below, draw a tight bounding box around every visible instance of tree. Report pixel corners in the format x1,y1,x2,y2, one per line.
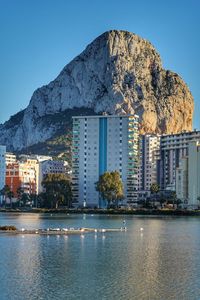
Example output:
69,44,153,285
159,192,166,209
150,183,160,195
21,193,30,207
171,191,177,209
17,187,24,200
0,187,6,206
150,183,160,207
42,173,72,209
29,193,38,207
7,190,14,208
197,196,200,208
0,185,12,208
96,171,124,208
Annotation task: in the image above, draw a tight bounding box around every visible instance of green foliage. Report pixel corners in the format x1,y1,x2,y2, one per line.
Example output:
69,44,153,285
41,173,72,208
21,193,30,206
0,185,14,208
17,187,24,200
150,183,160,195
96,171,124,207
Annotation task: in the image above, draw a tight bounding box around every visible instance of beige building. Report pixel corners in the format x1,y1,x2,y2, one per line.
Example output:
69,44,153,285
176,141,200,208
176,157,188,204
160,130,200,191
138,134,160,192
188,141,200,207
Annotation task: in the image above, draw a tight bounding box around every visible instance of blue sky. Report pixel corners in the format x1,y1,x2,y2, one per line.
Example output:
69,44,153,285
0,0,200,128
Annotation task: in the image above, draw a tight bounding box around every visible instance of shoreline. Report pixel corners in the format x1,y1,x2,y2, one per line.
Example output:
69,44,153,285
0,208,200,216
0,227,124,236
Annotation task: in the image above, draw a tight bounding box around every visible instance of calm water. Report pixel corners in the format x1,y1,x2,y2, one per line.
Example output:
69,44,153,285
0,213,200,300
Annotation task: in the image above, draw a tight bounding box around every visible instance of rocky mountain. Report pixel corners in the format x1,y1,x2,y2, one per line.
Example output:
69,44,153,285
0,30,194,152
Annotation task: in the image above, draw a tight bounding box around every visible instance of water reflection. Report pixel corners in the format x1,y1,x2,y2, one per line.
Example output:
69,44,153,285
0,214,200,299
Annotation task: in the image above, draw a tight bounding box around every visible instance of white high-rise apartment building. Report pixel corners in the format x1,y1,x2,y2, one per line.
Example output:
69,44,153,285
0,146,6,202
159,130,200,191
138,135,160,192
72,115,139,208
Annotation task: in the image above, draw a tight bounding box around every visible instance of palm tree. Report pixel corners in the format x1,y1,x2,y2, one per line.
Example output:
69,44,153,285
17,187,24,199
171,192,177,209
150,183,160,207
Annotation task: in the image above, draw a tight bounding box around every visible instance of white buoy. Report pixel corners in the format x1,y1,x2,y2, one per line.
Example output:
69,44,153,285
140,227,144,231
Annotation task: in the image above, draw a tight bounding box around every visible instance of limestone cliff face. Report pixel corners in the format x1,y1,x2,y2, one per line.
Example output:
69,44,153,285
0,30,194,150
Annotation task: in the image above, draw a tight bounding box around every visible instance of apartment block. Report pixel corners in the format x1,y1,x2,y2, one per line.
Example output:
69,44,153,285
5,152,16,164
138,134,160,192
38,159,66,193
176,157,188,203
6,159,38,197
159,130,200,191
176,141,200,208
72,115,139,208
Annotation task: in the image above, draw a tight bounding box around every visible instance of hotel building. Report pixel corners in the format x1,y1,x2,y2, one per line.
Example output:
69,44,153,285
176,141,200,208
38,159,66,193
159,130,200,191
138,134,160,192
72,115,139,207
6,158,38,197
5,152,16,164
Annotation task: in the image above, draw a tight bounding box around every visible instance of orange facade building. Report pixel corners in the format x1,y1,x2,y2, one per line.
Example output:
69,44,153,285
6,159,38,197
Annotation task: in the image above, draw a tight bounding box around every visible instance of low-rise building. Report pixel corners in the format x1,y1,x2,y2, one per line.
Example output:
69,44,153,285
6,159,38,197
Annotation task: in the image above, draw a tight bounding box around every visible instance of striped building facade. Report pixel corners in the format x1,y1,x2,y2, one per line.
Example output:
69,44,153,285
72,115,139,207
